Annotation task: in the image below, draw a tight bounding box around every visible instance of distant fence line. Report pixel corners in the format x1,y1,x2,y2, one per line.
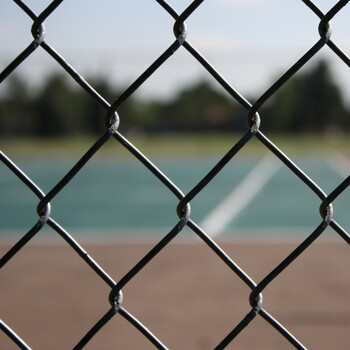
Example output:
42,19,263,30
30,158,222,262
1,1,350,349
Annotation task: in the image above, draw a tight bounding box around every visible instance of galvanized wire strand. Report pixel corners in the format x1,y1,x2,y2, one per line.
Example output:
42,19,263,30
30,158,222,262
259,309,308,350
158,0,252,110
178,129,256,217
320,0,349,24
329,220,350,244
0,152,45,204
250,220,329,305
182,41,252,110
37,127,116,215
321,175,350,211
248,37,329,125
47,219,116,288
108,216,189,304
0,319,31,350
327,40,350,67
189,217,309,349
118,307,168,350
77,306,169,350
105,40,183,122
106,0,205,118
189,218,309,349
40,42,111,110
31,0,64,27
187,220,257,290
75,299,168,349
302,0,350,67
246,1,350,128
0,220,46,268
12,0,37,20
113,131,185,200
0,0,60,82
214,308,260,350
73,306,118,350
105,0,206,122
256,131,328,201
0,43,39,83
0,152,50,267
155,0,179,20
301,0,325,19
0,4,111,114
321,176,350,243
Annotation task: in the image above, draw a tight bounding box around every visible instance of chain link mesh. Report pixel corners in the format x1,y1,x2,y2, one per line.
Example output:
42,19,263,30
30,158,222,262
1,0,350,349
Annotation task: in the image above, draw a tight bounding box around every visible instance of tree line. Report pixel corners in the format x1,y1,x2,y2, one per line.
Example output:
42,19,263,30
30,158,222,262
0,59,349,137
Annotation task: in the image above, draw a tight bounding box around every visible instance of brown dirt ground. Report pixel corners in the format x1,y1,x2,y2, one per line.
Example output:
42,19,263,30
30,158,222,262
1,239,349,349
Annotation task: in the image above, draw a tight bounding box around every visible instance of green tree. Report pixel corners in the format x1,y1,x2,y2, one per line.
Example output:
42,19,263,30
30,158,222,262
262,59,349,133
153,80,244,133
1,59,348,137
0,75,34,136
34,74,79,136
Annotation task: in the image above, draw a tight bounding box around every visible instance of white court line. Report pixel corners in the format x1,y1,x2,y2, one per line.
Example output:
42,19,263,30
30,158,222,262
200,155,281,237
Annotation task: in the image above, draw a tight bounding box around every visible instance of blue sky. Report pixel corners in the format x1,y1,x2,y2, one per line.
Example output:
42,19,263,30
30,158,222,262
1,1,349,102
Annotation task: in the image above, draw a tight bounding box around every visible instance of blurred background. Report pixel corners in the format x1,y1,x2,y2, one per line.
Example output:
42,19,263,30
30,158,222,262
1,0,350,139
1,0,350,237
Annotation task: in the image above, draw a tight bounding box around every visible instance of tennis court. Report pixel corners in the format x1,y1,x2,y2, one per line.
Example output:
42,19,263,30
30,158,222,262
1,152,349,240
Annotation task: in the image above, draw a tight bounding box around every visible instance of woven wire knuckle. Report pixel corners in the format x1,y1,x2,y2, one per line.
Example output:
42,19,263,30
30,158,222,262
247,111,261,133
249,291,263,311
106,111,120,130
319,202,334,224
31,22,45,43
109,288,123,310
1,1,350,349
176,200,191,221
173,20,187,43
37,202,51,224
318,19,332,39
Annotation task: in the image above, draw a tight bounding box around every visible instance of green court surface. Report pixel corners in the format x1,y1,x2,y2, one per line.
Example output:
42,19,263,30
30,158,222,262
1,153,349,240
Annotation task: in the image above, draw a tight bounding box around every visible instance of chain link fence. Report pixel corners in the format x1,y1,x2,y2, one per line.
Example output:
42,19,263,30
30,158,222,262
1,0,350,349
